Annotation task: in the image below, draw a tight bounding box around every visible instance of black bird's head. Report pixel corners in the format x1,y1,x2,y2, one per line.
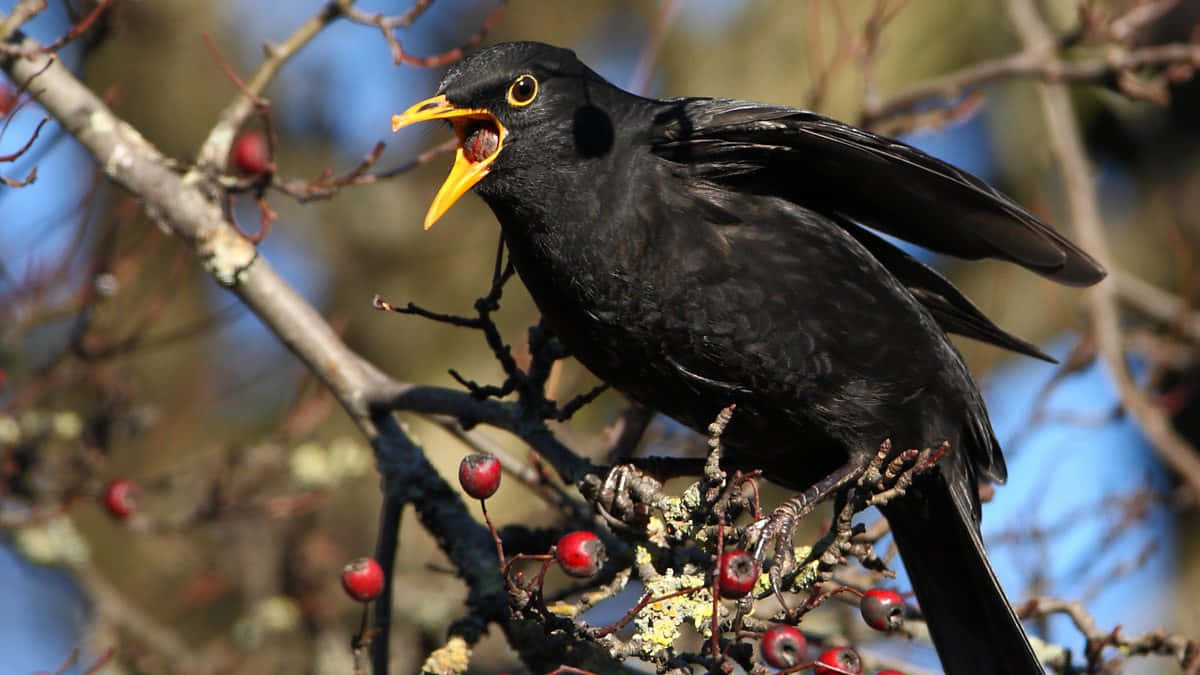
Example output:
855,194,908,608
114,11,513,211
392,41,626,229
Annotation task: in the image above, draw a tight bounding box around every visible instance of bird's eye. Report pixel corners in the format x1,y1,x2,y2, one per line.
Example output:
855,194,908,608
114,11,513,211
507,74,538,107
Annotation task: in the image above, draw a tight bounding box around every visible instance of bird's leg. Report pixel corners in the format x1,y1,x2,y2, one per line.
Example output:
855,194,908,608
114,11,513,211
748,451,874,614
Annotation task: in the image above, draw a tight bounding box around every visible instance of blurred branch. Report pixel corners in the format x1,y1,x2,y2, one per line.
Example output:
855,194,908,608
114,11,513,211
1004,0,1200,499
0,114,47,161
75,565,202,670
0,0,44,43
0,0,112,57
1112,268,1200,344
864,38,1200,128
1018,596,1200,672
192,2,344,172
335,0,507,67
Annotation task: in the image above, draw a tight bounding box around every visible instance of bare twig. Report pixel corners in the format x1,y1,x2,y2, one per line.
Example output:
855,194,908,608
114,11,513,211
864,41,1200,127
193,2,344,172
273,141,388,202
75,566,199,668
336,0,508,67
0,0,46,42
1018,596,1199,671
1005,0,1200,500
1112,268,1200,344
0,114,48,161
0,0,112,56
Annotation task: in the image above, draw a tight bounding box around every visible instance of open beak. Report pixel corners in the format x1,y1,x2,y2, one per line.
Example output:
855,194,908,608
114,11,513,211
391,94,507,229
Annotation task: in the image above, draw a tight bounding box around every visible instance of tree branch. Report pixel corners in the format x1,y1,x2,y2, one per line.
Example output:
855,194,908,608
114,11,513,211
1004,0,1200,499
865,39,1200,127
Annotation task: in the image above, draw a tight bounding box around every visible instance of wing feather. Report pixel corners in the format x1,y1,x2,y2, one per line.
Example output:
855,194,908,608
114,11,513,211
651,98,1106,286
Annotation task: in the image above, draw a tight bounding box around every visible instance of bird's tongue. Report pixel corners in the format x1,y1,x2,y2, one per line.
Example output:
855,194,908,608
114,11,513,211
462,122,500,164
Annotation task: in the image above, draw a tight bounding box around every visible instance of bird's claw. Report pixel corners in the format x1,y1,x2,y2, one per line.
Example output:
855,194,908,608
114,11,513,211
580,464,664,532
746,494,818,615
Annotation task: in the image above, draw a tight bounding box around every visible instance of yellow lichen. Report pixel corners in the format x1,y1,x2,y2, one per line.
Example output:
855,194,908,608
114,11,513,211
634,544,653,567
646,514,667,545
632,571,717,657
546,601,579,618
420,636,471,675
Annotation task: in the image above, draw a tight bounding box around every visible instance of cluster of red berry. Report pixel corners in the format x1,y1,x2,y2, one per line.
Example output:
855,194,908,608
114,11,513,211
99,453,909,673
715,546,906,672
458,453,606,578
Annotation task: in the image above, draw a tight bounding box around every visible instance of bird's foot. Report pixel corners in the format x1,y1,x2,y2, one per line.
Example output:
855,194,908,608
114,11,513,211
812,440,950,578
578,463,668,532
861,440,948,507
746,456,870,615
578,405,736,533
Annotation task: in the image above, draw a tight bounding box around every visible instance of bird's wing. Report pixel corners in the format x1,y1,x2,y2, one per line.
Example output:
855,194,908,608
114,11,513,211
649,98,1105,287
840,220,1057,362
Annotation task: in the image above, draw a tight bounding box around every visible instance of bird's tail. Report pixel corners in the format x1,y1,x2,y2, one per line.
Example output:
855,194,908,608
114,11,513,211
881,468,1043,675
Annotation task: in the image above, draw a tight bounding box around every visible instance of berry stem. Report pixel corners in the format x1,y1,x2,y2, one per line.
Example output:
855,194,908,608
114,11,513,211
711,516,724,663
480,499,507,567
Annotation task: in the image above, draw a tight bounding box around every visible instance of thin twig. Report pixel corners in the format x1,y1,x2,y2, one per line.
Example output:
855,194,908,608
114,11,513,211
1005,0,1200,500
1017,596,1199,671
338,0,508,67
865,41,1200,127
0,115,47,161
1112,268,1200,344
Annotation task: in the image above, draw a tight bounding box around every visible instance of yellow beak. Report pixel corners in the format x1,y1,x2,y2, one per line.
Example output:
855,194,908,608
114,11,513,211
391,94,507,229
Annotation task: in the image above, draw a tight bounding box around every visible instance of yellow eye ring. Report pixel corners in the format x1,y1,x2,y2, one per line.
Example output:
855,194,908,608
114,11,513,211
507,74,538,107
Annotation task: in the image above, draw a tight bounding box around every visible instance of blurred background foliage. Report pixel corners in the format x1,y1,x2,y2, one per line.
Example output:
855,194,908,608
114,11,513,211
3,0,1200,673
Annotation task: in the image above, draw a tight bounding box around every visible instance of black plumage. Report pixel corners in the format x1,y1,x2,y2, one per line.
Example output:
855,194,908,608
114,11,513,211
393,41,1105,674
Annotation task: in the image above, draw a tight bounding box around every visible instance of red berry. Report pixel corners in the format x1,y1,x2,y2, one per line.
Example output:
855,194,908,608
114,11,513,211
814,646,862,675
341,557,384,602
0,85,15,116
231,130,271,175
760,624,807,669
102,478,138,519
458,454,501,500
554,530,606,578
716,549,757,599
462,124,499,163
860,588,905,632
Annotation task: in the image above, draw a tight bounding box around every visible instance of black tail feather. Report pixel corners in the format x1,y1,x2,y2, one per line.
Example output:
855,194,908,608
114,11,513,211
882,472,1043,675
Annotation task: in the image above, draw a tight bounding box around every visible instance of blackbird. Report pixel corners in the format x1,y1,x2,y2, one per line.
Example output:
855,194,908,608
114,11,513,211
393,41,1104,674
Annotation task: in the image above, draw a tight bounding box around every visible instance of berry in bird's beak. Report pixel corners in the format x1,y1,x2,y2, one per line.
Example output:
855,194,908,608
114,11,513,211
462,122,501,164
392,95,507,229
